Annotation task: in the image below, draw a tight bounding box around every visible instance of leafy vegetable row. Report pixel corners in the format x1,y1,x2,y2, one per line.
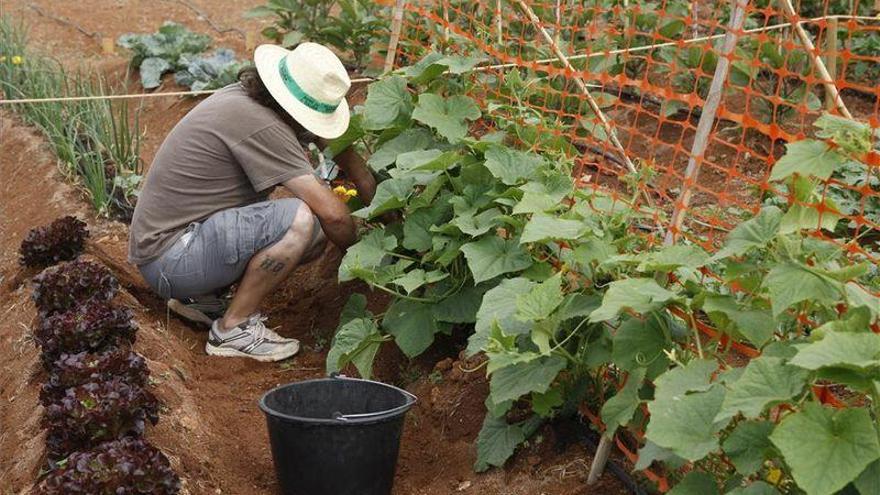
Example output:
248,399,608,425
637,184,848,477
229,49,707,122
20,219,180,494
326,55,880,495
118,22,247,90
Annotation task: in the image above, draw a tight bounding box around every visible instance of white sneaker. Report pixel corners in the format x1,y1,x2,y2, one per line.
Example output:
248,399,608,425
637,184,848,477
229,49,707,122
205,316,300,362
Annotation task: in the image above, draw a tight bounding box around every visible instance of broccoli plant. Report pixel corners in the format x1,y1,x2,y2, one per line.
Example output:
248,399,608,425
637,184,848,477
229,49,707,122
174,49,247,91
18,216,88,268
117,22,212,89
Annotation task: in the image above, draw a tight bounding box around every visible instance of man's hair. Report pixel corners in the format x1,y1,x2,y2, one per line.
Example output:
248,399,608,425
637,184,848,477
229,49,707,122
238,66,312,140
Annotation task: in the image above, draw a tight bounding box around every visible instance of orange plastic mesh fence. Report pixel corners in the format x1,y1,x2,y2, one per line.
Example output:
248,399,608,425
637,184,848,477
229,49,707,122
390,0,879,247
386,0,880,490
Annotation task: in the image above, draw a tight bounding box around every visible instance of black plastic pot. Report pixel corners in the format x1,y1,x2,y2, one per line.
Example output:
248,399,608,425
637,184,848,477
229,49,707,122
259,375,417,495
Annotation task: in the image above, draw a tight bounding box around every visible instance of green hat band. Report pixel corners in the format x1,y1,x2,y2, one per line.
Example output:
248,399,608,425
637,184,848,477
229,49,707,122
278,58,339,115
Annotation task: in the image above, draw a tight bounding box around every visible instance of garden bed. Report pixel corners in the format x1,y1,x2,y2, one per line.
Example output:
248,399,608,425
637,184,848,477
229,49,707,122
0,5,627,489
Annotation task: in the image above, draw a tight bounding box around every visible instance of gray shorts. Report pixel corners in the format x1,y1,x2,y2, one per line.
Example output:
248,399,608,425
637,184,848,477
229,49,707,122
139,198,313,300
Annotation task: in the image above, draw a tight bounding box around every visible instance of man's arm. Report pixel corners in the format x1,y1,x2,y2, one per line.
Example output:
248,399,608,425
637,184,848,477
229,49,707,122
320,140,376,204
282,174,357,249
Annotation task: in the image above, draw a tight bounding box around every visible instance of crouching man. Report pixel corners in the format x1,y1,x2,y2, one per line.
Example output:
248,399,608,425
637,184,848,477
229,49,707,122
128,43,375,362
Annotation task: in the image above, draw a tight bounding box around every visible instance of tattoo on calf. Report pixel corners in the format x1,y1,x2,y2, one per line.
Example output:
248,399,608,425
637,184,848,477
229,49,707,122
259,257,286,274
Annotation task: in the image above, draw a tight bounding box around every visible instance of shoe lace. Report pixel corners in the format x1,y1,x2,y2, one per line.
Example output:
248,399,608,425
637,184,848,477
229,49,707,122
248,315,287,342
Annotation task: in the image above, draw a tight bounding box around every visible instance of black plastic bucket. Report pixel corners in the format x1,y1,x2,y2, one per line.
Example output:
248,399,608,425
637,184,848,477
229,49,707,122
259,375,417,495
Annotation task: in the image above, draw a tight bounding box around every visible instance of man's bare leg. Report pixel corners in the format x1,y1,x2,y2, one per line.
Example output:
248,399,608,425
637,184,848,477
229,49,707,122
220,203,325,330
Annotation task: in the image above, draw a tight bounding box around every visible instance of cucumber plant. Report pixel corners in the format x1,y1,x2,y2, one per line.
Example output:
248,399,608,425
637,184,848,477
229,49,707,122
327,54,880,493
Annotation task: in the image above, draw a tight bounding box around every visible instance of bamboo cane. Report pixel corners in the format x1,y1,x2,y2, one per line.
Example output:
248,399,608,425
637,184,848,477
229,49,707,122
383,0,408,74
777,0,853,119
510,0,637,176
824,17,839,111
663,0,750,246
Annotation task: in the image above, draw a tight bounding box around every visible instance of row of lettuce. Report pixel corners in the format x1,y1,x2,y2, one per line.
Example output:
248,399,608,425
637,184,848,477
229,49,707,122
326,55,880,495
20,217,180,494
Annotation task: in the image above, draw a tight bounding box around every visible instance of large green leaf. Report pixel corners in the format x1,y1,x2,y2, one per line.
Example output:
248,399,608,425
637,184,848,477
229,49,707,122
338,230,396,281
402,199,450,251
353,176,417,219
326,317,382,379
764,262,844,317
790,331,880,371
855,459,880,495
638,245,709,272
668,472,719,495
770,403,880,495
590,278,678,322
483,145,543,185
722,420,776,475
362,76,412,130
139,57,172,89
412,93,480,142
716,357,809,421
770,139,846,181
724,482,778,495
611,315,671,375
635,441,687,471
713,206,783,260
433,284,486,324
367,128,435,171
469,278,535,355
702,295,776,348
382,299,439,357
451,207,501,237
515,273,564,321
489,355,567,404
654,359,718,397
461,236,533,284
396,149,460,171
646,384,727,461
391,269,448,294
512,173,574,214
600,368,647,435
520,214,587,244
475,415,525,471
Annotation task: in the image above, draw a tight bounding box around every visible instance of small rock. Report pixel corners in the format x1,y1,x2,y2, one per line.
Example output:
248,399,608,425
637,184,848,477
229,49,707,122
448,366,464,382
435,357,453,372
457,480,472,491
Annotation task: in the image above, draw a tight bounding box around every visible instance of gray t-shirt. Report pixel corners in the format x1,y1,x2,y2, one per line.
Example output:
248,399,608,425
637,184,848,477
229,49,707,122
128,84,313,265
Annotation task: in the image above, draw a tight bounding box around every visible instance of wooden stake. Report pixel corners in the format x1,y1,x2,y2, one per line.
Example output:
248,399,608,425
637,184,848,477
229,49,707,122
496,0,504,46
777,0,852,119
875,0,880,13
587,434,614,485
824,17,839,111
245,31,257,53
664,0,750,246
384,0,407,74
442,0,450,43
101,37,115,55
510,0,637,176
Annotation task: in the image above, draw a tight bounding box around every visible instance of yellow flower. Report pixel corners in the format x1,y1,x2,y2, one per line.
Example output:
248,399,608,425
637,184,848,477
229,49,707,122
765,467,783,485
332,185,347,195
345,189,358,198
11,55,23,65
0,56,6,63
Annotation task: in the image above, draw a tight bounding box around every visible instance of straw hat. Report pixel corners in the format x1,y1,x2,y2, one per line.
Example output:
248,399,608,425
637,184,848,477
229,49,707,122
254,42,351,139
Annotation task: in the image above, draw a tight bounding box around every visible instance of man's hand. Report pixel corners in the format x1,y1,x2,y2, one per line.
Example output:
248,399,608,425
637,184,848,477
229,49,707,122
283,174,357,250
323,142,376,205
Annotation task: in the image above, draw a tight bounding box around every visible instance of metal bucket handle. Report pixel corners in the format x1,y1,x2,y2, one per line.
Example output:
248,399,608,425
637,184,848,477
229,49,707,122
330,373,417,422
